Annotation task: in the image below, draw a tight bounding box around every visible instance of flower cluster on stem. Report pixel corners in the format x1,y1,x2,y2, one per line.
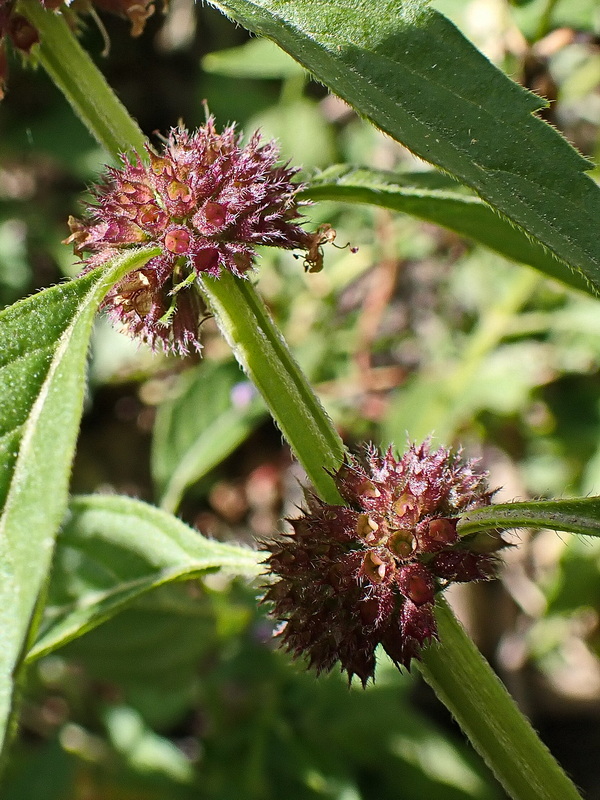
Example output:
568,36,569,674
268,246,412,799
264,441,506,685
66,120,322,354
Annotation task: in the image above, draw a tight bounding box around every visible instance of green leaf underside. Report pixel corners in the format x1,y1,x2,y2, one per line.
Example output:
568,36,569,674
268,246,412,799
209,0,600,291
0,246,159,751
458,497,600,538
305,166,592,295
28,494,262,662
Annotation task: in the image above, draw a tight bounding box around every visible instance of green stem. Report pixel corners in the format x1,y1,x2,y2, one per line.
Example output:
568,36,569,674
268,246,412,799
27,12,582,800
536,0,560,41
458,497,600,539
198,273,345,505
420,600,581,800
18,0,146,159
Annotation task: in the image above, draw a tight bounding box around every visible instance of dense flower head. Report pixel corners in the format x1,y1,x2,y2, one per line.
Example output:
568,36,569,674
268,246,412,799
66,120,322,354
264,441,506,685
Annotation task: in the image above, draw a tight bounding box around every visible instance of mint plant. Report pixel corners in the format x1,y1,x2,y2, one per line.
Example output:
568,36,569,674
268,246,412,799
2,1,600,798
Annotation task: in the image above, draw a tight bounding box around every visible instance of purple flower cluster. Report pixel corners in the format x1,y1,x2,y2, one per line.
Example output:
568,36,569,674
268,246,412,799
264,442,504,684
67,120,320,354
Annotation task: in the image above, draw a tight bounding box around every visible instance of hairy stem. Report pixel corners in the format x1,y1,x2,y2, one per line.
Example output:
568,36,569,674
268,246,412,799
198,273,345,504
420,600,581,800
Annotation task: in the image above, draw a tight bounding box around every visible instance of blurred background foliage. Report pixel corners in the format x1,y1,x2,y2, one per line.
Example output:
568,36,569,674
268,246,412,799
3,0,600,796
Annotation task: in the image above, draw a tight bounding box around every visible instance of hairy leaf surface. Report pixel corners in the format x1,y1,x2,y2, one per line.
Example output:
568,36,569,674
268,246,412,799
0,246,158,753
152,360,267,513
209,0,600,289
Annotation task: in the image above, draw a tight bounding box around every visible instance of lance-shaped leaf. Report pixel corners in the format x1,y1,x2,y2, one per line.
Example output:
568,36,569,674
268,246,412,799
28,494,262,662
0,245,158,754
305,166,591,295
208,0,600,290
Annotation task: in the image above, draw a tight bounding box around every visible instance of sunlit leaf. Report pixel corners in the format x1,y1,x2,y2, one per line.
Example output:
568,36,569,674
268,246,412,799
28,493,262,662
209,0,600,290
0,246,158,752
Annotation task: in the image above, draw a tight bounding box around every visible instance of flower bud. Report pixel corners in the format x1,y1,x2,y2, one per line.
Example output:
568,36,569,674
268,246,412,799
397,564,435,606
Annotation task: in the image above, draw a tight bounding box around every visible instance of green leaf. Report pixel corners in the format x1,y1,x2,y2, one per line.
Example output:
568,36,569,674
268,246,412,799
458,496,600,538
27,494,262,662
208,0,600,291
202,37,306,79
103,705,194,785
58,581,249,730
152,360,267,513
0,246,158,754
2,739,76,800
305,166,592,295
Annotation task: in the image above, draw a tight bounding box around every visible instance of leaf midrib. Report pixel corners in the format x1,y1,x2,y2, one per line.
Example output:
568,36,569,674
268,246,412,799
0,277,101,594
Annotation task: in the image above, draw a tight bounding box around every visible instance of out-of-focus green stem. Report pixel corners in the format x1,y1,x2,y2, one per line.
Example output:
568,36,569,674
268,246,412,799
19,0,146,158
27,11,582,799
537,0,560,40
